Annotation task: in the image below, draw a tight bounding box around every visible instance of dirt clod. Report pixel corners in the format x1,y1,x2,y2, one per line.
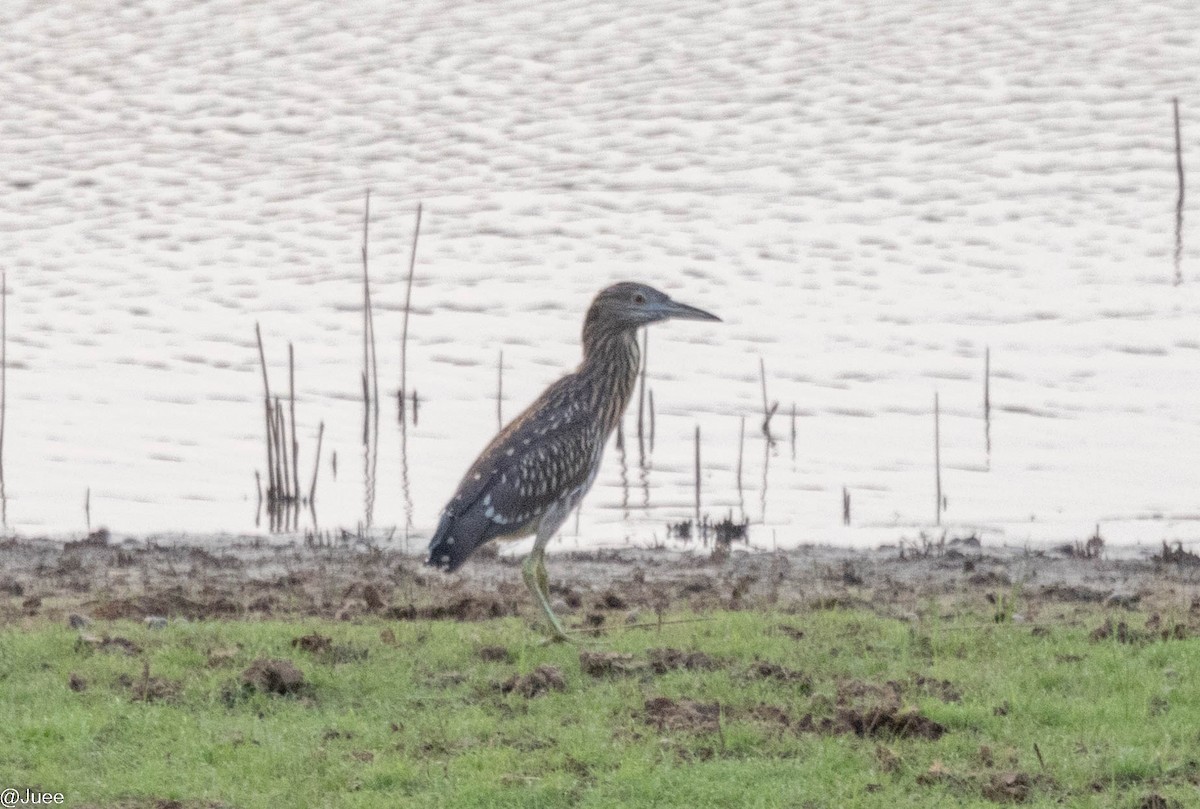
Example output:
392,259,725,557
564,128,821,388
579,650,644,677
648,647,719,674
478,645,512,663
292,633,333,654
77,634,142,656
748,660,811,687
241,658,306,696
642,697,720,733
500,665,566,698
981,771,1032,803
838,706,945,740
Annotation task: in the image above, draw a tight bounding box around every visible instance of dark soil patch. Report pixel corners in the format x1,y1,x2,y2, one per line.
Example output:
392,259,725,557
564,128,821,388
500,665,566,698
290,632,367,664
1139,794,1179,809
90,587,240,620
776,624,806,641
1039,584,1106,603
747,660,811,688
981,771,1033,803
579,650,644,677
68,672,88,692
291,633,332,654
648,647,720,674
76,634,142,656
118,664,181,703
837,679,903,707
746,703,793,729
387,596,518,622
478,645,513,663
595,590,627,610
642,696,720,733
913,674,962,702
1090,618,1152,645
837,706,945,740
241,658,306,696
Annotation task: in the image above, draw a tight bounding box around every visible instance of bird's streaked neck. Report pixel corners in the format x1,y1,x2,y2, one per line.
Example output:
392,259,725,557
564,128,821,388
579,325,641,432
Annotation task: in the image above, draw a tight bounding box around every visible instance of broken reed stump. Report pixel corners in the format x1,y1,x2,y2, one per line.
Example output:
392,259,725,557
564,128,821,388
399,202,423,423
842,486,850,526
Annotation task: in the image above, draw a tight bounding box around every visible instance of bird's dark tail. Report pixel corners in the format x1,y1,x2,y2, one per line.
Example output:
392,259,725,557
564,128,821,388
425,512,481,573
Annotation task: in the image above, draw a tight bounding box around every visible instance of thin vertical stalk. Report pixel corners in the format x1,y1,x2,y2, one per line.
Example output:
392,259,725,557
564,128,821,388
934,391,942,526
496,350,504,429
984,346,991,457
648,389,656,453
693,425,702,531
636,328,648,446
0,270,6,501
399,202,423,419
309,421,324,503
254,323,275,501
1174,98,1185,285
289,342,299,502
361,190,379,439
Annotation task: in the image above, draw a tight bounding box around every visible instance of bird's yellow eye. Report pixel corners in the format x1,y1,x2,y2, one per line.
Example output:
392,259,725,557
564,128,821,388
634,293,646,304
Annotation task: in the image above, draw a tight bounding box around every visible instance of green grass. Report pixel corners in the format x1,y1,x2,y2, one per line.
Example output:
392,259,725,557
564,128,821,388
1,607,1197,808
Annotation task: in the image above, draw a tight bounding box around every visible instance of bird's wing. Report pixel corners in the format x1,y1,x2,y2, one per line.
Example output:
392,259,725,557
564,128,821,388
428,373,604,571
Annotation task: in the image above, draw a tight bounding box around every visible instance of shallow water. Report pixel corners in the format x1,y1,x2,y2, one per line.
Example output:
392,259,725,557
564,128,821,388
2,0,1199,551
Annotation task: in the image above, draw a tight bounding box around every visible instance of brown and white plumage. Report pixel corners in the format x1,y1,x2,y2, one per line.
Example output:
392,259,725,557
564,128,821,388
426,281,720,639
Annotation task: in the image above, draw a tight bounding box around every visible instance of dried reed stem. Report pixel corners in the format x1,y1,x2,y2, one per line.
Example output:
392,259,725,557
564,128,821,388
759,356,778,438
254,323,275,500
1174,98,1185,285
399,202,423,418
984,346,991,456
289,342,299,501
736,415,745,495
309,420,324,503
361,190,379,439
648,389,656,453
496,349,504,429
636,328,648,444
693,424,702,529
0,270,6,496
934,391,942,525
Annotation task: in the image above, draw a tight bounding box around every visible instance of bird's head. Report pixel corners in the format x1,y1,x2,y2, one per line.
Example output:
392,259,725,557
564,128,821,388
584,282,721,336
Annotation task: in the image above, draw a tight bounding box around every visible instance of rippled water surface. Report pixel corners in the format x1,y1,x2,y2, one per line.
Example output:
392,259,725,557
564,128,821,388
2,0,1200,550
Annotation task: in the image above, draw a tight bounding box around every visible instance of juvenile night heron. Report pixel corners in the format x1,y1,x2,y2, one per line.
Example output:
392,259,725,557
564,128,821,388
426,282,720,640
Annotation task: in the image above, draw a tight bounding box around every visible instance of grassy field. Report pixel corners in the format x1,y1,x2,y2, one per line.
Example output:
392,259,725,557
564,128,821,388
1,602,1198,808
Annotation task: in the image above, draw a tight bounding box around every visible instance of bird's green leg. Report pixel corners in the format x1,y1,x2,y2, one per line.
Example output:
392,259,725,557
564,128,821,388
523,518,571,642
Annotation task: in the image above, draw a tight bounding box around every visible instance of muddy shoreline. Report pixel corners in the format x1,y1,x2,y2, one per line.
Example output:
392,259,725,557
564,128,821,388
2,532,1198,628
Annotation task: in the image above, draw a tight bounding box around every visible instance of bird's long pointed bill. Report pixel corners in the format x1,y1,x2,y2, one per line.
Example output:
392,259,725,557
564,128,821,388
661,298,721,322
